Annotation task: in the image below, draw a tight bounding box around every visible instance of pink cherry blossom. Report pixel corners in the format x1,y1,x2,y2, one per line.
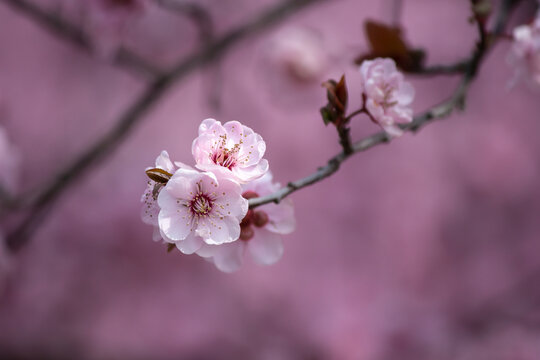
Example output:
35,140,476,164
141,150,181,242
192,119,269,183
196,172,295,273
359,58,415,137
268,26,328,82
509,15,540,86
157,168,248,254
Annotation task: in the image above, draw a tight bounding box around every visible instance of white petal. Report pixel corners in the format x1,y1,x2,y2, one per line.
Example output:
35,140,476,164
140,184,160,226
248,230,284,265
198,118,219,135
173,161,194,170
175,233,204,254
382,123,403,138
195,243,216,258
155,150,175,173
152,226,163,242
214,178,248,219
158,191,192,241
264,199,296,235
212,242,245,273
197,216,241,245
397,81,415,105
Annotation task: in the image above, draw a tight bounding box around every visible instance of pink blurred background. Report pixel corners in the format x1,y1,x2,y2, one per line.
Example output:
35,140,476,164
1,0,540,359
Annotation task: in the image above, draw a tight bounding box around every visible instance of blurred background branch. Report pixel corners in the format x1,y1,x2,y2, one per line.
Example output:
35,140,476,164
0,0,162,79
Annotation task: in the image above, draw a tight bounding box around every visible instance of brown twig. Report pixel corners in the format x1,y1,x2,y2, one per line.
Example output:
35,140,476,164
0,0,161,79
248,0,518,210
4,0,325,252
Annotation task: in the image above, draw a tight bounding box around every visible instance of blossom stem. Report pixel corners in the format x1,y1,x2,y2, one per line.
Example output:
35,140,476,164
344,108,366,122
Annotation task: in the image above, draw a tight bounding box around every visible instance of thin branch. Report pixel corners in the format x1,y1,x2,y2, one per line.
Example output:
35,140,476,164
0,0,161,79
248,0,517,210
5,0,325,252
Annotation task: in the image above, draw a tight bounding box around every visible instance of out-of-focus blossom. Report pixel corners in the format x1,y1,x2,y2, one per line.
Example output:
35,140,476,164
267,27,328,82
509,15,540,86
192,119,269,183
0,126,18,191
157,168,248,254
359,58,415,137
196,172,295,273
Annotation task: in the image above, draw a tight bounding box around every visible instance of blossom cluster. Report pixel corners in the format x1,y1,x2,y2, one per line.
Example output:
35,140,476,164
358,58,415,138
141,119,295,272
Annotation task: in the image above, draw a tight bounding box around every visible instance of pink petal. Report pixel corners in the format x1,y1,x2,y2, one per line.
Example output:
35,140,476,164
397,81,415,105
264,199,296,235
175,233,204,254
198,118,219,135
248,230,284,265
223,120,247,144
212,242,245,273
155,150,175,172
157,191,192,241
213,177,248,219
196,216,241,245
140,183,159,226
152,226,163,242
382,123,404,138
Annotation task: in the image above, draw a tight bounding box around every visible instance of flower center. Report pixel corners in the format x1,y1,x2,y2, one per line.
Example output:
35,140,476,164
189,193,213,217
211,134,243,170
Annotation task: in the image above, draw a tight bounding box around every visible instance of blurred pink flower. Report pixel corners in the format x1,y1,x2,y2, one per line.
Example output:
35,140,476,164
509,15,540,86
268,27,328,82
192,119,269,183
141,150,178,242
157,168,248,254
196,172,295,273
359,58,415,137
